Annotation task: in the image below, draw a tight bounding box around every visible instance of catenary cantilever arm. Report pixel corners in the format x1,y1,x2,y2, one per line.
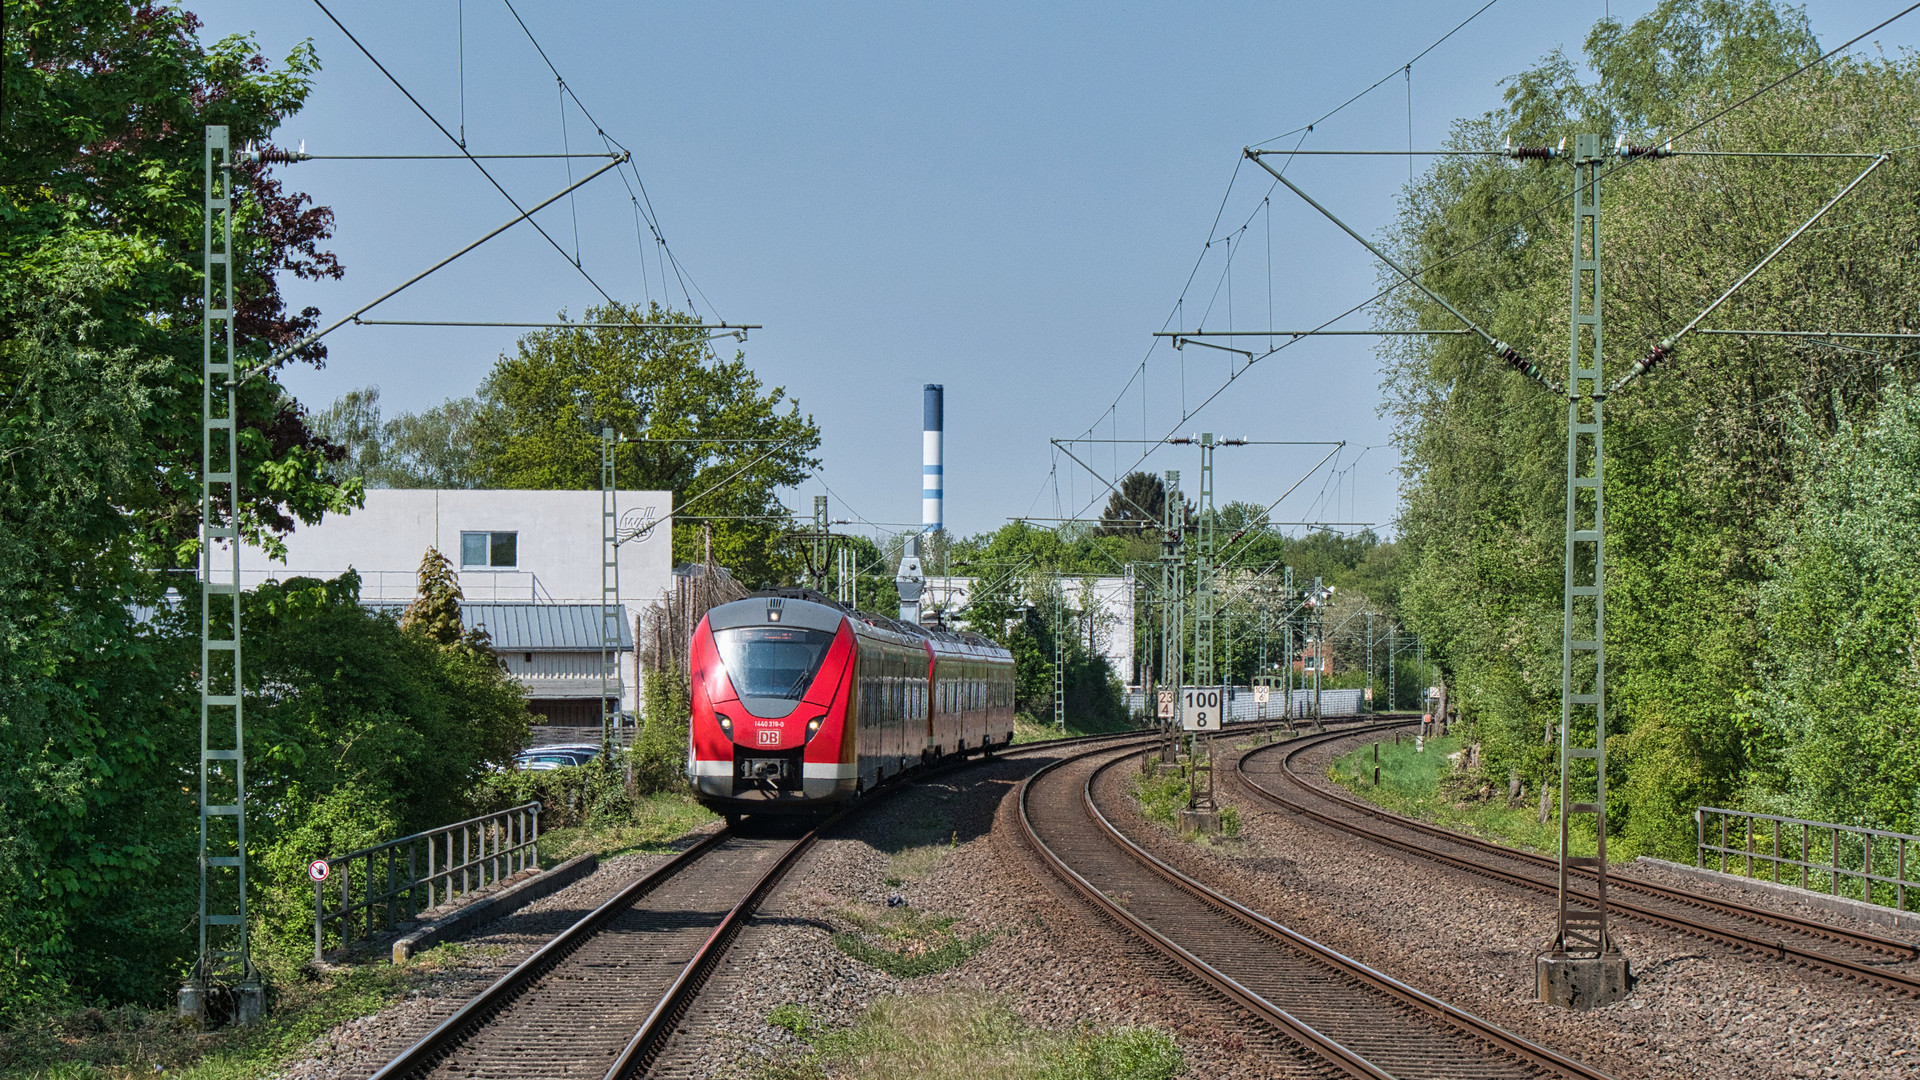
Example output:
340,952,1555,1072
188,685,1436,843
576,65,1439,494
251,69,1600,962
1246,149,1560,393
1612,153,1891,392
235,152,630,386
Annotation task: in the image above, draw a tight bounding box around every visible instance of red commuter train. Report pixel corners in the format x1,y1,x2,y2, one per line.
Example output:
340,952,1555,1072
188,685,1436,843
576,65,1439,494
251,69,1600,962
686,589,1016,819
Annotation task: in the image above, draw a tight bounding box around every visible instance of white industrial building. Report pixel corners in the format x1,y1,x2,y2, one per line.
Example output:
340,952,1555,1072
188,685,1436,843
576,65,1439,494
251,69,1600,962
240,489,673,723
922,573,1134,684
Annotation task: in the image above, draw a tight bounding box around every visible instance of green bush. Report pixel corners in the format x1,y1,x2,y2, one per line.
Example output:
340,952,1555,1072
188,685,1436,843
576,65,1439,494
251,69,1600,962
469,759,635,829
1130,769,1192,830
632,666,692,795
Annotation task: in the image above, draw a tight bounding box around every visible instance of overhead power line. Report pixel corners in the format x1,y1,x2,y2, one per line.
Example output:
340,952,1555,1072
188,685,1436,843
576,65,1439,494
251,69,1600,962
309,0,622,307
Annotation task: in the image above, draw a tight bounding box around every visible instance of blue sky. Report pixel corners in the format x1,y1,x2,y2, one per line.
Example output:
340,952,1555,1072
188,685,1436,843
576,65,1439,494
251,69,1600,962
195,1,1920,543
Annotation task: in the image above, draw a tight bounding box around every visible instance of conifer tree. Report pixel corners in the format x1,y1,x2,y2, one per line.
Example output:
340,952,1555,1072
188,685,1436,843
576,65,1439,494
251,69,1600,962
402,547,466,646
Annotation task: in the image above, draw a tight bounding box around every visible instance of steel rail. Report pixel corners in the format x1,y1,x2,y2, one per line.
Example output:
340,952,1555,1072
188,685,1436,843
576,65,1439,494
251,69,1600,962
606,725,1174,1077
1254,726,1919,956
366,827,733,1080
1082,745,1609,1080
602,826,823,1079
1018,747,1389,1080
368,726,1166,1080
1236,727,1920,996
1018,731,1612,1080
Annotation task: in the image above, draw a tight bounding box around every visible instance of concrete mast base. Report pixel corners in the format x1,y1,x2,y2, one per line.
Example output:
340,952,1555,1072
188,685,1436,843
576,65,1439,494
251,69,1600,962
1536,952,1633,1009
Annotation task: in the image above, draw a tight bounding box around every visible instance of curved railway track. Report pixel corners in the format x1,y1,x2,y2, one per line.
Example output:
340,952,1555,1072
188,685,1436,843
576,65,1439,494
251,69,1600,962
1234,724,1920,998
1020,737,1612,1080
366,728,1161,1080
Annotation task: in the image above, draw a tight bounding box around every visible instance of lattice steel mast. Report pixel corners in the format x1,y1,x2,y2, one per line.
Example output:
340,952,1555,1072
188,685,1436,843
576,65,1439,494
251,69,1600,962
185,125,263,1025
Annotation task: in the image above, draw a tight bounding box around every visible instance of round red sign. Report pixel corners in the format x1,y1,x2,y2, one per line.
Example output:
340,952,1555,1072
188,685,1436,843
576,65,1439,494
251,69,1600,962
308,859,330,883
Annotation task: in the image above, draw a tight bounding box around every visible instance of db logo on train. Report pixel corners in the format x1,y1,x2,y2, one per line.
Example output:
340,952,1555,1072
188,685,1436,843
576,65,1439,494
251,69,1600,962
1180,687,1222,732
756,729,780,746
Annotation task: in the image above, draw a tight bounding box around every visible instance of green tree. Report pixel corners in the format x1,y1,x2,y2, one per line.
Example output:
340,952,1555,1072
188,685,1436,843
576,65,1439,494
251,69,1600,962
311,386,499,489
1,1,358,1010
473,302,820,584
401,547,467,646
1096,471,1169,535
1755,386,1920,834
243,572,529,964
1382,0,1920,856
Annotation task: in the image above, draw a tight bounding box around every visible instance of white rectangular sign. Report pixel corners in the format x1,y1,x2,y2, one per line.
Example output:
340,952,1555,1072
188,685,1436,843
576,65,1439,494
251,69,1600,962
1253,686,1271,705
1156,689,1176,719
1180,686,1224,731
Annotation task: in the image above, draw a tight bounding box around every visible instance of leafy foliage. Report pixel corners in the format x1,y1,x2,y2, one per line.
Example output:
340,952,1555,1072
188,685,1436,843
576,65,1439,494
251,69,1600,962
1383,0,1920,855
319,303,823,585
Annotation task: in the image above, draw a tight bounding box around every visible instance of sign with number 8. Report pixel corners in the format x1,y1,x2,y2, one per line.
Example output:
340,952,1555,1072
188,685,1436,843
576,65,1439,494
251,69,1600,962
1180,686,1222,731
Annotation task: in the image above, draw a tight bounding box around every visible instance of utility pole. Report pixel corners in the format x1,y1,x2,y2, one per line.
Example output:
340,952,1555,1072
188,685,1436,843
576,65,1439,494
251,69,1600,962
601,429,621,755
1387,626,1397,712
1310,578,1328,731
811,496,830,592
1161,471,1183,759
1282,565,1295,726
185,124,262,1025
1532,133,1627,1003
1053,587,1066,731
1365,610,1375,713
836,542,854,607
1192,434,1216,689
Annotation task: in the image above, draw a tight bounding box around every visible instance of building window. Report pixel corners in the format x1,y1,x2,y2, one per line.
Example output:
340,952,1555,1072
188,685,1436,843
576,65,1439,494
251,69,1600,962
461,530,518,567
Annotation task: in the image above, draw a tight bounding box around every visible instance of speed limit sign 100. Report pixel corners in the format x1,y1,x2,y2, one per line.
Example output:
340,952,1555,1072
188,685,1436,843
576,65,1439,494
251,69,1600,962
1181,686,1223,731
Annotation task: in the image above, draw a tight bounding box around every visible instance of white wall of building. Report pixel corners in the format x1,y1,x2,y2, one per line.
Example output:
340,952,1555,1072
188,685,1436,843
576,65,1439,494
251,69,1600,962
239,489,675,716
240,489,674,603
924,573,1134,684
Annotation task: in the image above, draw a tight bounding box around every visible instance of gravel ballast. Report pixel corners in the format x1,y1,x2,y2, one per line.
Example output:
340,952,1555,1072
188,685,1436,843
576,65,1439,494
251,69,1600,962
650,742,1335,1079
274,839,707,1080
1114,729,1920,1080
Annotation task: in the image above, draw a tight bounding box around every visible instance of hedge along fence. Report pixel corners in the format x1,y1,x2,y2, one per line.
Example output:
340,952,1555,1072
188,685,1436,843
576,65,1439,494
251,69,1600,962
474,760,639,829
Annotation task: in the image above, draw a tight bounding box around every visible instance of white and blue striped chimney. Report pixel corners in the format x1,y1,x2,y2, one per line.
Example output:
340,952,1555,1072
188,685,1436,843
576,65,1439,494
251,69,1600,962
922,383,943,533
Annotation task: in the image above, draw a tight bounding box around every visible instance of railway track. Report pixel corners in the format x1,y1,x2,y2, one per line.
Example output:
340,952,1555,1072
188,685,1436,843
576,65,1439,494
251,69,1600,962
1020,737,1612,1080
1234,724,1920,998
365,728,1161,1080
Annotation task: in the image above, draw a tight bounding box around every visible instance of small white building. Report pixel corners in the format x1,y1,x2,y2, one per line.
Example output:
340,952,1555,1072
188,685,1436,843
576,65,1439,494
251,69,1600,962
241,489,672,722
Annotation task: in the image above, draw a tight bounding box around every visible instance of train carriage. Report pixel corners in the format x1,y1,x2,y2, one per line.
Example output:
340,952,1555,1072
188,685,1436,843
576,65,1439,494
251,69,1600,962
687,589,1015,817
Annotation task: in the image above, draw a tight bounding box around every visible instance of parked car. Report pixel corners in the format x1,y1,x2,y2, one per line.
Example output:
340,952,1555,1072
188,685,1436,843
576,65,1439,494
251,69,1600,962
511,744,602,771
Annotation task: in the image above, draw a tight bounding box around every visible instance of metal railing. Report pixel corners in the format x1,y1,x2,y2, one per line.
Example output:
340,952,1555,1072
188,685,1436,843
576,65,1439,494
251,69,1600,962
1696,806,1918,913
244,568,555,602
313,802,541,959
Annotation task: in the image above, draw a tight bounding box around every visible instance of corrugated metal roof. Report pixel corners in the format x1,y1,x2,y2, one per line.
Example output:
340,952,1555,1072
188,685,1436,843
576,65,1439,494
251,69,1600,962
366,601,632,650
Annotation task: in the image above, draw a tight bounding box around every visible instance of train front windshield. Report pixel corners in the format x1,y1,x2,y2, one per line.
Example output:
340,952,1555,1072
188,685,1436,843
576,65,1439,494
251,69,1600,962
714,627,834,698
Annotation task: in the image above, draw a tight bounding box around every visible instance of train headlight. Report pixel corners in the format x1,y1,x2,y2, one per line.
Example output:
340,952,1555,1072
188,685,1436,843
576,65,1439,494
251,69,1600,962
805,715,824,741
716,712,735,741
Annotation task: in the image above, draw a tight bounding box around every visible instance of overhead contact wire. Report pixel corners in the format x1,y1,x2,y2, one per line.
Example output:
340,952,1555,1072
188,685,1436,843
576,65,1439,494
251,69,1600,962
309,0,620,306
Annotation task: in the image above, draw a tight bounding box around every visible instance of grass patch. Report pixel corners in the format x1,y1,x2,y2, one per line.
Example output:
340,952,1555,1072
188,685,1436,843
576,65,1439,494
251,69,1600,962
760,992,1181,1080
830,905,991,979
1329,734,1600,860
1129,767,1192,831
1011,711,1140,746
877,804,963,887
0,945,487,1080
882,841,952,887
534,791,716,867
